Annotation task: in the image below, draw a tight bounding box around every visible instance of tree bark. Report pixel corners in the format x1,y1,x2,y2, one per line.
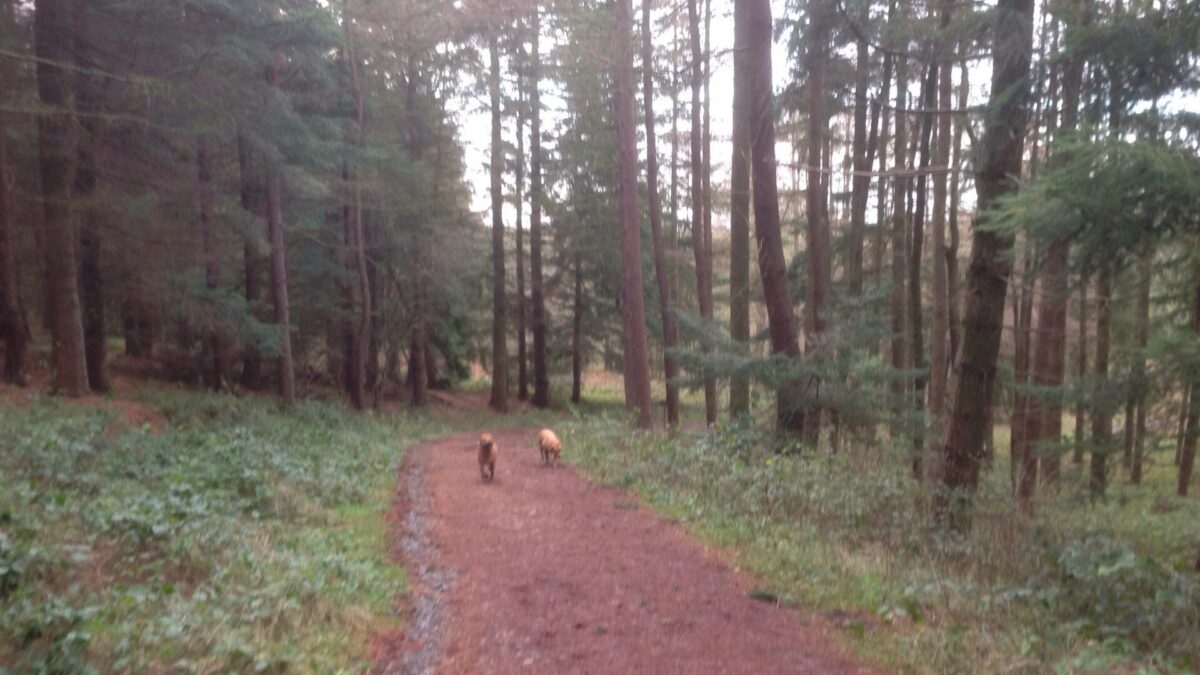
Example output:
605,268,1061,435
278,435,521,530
0,129,25,383
936,0,1035,529
73,2,108,394
1129,247,1151,484
1089,266,1112,498
740,0,803,434
848,20,869,298
909,60,937,475
1012,238,1036,496
1177,386,1190,467
266,50,296,406
890,49,909,443
614,0,654,428
77,143,107,394
643,0,680,429
947,60,967,366
687,0,716,426
530,3,549,409
804,2,831,445
409,239,429,408
1074,270,1090,464
405,66,428,408
36,0,88,396
571,251,583,405
701,0,716,424
198,137,230,390
1176,270,1200,497
872,0,895,293
237,135,264,389
345,11,371,411
488,36,509,413
728,0,751,421
1029,16,1082,488
515,55,529,401
929,3,954,451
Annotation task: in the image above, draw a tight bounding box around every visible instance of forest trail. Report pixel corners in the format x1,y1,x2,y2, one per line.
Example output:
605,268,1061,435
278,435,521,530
373,428,874,675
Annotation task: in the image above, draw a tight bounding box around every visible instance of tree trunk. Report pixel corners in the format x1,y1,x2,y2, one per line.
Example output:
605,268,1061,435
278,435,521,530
1129,247,1151,484
614,0,653,429
266,51,296,406
1177,387,1190,467
516,58,529,402
367,234,383,402
687,0,716,426
872,0,895,292
1122,398,1136,470
1074,270,1089,464
77,151,107,394
198,137,230,390
643,0,680,429
728,0,751,420
740,0,803,434
866,57,888,288
670,10,681,262
345,12,371,411
847,25,869,297
701,0,716,424
237,134,264,389
1012,238,1036,497
936,0,1035,529
265,168,294,404
909,60,937,475
409,239,429,408
804,3,831,444
488,36,509,413
1177,270,1200,497
947,60,967,366
1027,6,1080,487
340,166,361,401
571,251,583,405
1180,391,1199,496
890,50,909,443
530,4,549,408
1089,267,1112,498
929,2,954,451
36,0,88,396
405,66,428,408
74,3,108,394
0,129,26,383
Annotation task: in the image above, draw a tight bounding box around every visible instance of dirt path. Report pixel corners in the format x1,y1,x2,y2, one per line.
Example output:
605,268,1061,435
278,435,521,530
375,428,874,675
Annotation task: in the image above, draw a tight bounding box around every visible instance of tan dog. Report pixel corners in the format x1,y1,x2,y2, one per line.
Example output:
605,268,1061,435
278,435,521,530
478,433,497,481
538,428,562,467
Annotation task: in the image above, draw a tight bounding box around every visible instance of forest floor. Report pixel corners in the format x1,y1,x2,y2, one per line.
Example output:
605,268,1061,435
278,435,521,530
4,370,1195,673
372,427,873,674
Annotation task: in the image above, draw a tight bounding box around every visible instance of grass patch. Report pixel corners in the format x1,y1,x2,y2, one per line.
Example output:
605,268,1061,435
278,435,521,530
562,415,1200,674
1,388,448,673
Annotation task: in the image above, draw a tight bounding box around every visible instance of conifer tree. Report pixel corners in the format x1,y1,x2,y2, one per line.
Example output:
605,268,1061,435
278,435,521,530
614,0,654,428
740,0,804,434
937,0,1036,528
643,0,681,429
35,0,89,396
489,34,509,413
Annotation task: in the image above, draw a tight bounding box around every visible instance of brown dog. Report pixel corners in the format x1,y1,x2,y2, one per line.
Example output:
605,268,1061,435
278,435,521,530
478,433,497,481
538,428,561,467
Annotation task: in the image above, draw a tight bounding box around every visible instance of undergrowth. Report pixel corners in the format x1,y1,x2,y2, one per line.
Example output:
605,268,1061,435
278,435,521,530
0,389,447,673
562,415,1200,674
